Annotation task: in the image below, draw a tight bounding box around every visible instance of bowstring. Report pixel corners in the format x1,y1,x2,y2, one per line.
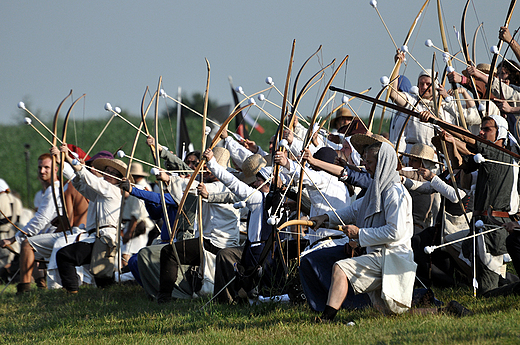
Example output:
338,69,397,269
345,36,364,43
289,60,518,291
471,1,491,63
247,87,274,137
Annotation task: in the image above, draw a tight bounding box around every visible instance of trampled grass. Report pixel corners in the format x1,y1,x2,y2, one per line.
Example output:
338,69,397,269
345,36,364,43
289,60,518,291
0,283,519,344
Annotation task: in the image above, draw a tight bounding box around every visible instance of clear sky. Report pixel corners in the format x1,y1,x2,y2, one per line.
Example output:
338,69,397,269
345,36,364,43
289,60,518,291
1,0,516,127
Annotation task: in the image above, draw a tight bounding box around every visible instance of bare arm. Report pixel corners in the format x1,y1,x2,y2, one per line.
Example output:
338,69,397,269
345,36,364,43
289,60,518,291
389,52,408,107
302,148,344,177
500,26,520,64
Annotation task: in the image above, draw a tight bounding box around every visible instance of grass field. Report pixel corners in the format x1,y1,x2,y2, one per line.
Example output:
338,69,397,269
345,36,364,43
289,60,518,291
0,282,519,344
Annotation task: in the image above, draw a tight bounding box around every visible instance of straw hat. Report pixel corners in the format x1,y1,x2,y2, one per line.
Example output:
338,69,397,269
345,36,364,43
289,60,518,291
129,162,149,177
238,154,267,185
338,117,367,136
399,143,440,164
462,63,496,77
350,133,393,155
330,107,354,129
213,147,231,168
92,158,134,184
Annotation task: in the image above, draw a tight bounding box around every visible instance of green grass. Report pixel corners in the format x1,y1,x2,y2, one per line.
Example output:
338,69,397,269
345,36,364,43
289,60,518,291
0,283,519,344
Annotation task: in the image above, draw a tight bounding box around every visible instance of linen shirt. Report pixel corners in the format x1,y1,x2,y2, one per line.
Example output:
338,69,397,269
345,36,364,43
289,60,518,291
15,181,61,243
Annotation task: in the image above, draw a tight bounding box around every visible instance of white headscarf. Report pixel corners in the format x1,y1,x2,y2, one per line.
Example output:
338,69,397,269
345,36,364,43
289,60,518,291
357,142,400,227
488,115,509,144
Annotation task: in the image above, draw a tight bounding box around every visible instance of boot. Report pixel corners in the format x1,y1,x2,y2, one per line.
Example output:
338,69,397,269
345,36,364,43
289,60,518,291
16,282,31,295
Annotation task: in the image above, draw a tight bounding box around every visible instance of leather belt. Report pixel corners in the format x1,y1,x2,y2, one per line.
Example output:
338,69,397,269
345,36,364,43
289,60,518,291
87,225,116,235
474,210,511,218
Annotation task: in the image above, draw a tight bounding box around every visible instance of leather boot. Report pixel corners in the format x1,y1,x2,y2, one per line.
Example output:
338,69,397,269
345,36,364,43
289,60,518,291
16,282,31,295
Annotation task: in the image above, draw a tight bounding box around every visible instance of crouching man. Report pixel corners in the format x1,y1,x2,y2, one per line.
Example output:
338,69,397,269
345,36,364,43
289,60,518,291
311,142,416,321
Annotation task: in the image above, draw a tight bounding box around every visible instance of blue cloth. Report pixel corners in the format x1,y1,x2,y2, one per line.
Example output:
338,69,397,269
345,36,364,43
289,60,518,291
344,168,372,189
130,188,178,243
299,245,371,312
398,75,413,93
127,253,142,285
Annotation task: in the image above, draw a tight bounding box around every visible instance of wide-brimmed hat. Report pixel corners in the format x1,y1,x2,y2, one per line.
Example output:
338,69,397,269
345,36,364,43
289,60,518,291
92,158,134,184
238,154,267,185
213,147,231,168
338,117,367,137
399,143,440,165
86,150,114,166
129,162,149,177
350,133,393,155
330,107,354,129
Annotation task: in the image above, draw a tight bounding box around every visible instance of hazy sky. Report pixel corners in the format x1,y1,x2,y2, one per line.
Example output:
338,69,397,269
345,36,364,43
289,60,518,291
1,1,516,128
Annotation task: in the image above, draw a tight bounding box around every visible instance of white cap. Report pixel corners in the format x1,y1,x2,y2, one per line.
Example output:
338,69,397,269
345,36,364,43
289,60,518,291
114,107,121,114
425,39,433,47
490,45,499,54
116,150,126,158
17,101,26,110
265,76,274,85
342,95,350,104
401,45,409,53
104,103,113,111
380,76,390,86
24,117,32,125
258,94,266,101
369,0,377,8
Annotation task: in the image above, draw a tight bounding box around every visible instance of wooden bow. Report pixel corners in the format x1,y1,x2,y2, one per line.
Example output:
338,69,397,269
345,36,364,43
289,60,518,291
367,0,431,133
51,91,73,234
484,0,517,114
437,0,467,129
330,85,520,160
460,0,482,109
294,55,349,263
152,76,188,282
169,103,254,244
198,59,211,277
60,93,86,235
115,87,156,279
272,39,296,193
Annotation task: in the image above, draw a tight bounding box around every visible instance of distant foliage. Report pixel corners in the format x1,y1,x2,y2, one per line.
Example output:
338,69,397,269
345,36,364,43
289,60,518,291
0,113,276,208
